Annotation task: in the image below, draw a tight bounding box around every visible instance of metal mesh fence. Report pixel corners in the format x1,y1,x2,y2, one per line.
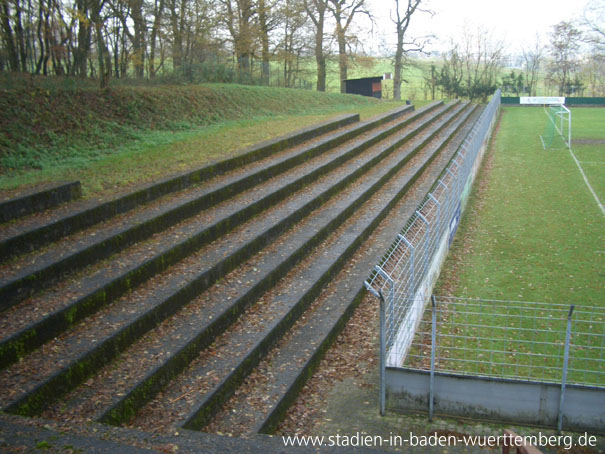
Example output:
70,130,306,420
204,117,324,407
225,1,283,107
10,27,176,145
363,89,605,420
365,90,502,368
405,296,605,387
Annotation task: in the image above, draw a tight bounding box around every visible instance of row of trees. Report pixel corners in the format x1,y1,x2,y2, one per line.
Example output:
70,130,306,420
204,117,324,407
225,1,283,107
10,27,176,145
426,1,605,101
0,0,432,96
1,0,603,99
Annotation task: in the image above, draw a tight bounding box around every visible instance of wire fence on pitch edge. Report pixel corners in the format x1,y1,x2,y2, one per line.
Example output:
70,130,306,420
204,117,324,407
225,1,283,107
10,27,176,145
365,91,501,358
404,296,605,387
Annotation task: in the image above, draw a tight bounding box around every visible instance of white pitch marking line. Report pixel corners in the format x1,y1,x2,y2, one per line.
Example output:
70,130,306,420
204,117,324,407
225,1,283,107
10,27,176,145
568,148,605,216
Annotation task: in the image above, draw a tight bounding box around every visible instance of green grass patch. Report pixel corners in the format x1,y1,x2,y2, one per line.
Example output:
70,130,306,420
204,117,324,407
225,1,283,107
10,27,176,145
570,107,605,202
429,106,605,384
0,82,405,198
572,107,605,140
437,106,604,305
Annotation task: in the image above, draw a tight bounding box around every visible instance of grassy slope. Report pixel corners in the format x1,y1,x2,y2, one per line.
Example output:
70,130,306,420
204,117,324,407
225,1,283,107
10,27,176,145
435,106,604,306
0,83,404,198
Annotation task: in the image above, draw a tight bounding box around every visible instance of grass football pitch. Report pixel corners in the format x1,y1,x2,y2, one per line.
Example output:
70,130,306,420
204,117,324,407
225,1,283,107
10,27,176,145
424,105,605,384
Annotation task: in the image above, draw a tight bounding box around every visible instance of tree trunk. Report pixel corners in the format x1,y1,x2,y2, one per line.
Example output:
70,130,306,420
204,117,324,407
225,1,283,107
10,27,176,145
130,0,145,78
306,0,327,92
91,0,110,88
258,0,271,84
393,32,403,100
236,0,254,79
392,0,423,100
316,48,326,91
73,0,91,78
170,0,183,71
14,0,27,72
0,0,21,71
149,0,164,78
337,26,346,92
328,0,367,93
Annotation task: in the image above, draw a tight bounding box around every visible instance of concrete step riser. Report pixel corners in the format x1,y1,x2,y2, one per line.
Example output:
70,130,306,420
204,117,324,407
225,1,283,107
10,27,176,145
0,182,81,223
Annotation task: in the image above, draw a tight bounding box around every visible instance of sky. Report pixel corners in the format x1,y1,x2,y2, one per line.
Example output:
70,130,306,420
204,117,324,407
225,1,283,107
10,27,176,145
365,0,592,55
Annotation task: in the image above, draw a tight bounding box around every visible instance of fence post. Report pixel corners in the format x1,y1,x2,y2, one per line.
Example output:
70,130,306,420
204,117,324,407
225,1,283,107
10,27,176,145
557,304,574,433
379,290,386,416
375,265,395,352
415,210,430,276
399,234,415,294
429,295,437,421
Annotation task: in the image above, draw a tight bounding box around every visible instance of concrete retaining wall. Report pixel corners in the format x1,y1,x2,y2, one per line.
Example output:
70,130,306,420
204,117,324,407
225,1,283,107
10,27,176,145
386,367,605,434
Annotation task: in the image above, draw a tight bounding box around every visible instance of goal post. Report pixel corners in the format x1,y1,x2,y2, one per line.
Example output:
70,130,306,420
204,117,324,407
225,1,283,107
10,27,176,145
540,103,571,150
520,97,571,150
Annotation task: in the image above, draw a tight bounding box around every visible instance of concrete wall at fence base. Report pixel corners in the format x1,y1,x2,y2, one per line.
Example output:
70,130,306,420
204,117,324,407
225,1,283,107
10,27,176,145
387,102,499,367
386,368,605,434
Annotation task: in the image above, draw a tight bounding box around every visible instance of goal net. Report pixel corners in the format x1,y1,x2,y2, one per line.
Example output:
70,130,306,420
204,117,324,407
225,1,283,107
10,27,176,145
540,104,571,150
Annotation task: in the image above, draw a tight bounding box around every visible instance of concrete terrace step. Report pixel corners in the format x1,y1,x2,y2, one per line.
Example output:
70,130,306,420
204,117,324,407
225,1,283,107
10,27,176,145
99,103,470,429
82,102,472,433
0,112,360,260
0,103,449,416
0,110,401,310
0,181,81,223
0,104,432,369
208,106,482,437
174,104,477,435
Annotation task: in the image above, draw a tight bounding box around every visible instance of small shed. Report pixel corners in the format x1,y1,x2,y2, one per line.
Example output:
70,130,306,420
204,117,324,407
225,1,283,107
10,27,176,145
343,76,382,99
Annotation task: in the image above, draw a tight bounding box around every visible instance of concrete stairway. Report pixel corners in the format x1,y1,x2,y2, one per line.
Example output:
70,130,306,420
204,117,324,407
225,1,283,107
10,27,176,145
0,101,482,439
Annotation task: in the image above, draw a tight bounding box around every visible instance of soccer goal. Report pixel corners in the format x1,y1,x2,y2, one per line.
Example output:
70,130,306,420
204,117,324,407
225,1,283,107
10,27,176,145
520,97,572,149
540,103,572,150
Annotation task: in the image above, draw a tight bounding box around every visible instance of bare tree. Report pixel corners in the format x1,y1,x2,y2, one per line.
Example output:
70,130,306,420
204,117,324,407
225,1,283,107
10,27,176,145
256,0,283,85
220,0,257,77
582,0,605,54
521,35,544,96
148,0,166,78
0,0,21,71
391,0,429,100
130,0,146,78
579,0,605,95
91,0,111,87
547,21,582,96
460,26,504,101
436,28,503,101
327,0,372,93
276,0,308,87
